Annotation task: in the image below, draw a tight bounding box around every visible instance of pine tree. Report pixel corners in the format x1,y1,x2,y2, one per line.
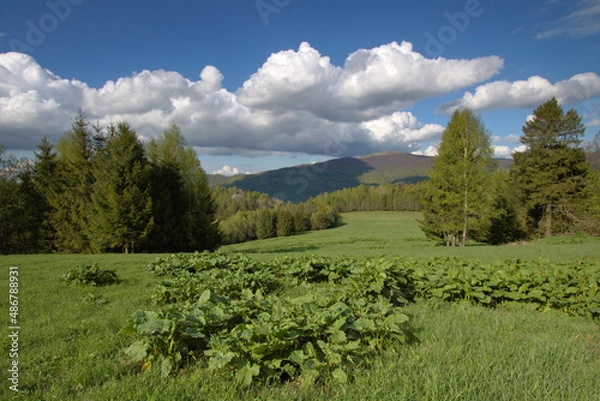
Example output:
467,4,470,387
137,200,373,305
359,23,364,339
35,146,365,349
418,108,495,246
511,98,590,237
89,122,154,253
51,110,95,252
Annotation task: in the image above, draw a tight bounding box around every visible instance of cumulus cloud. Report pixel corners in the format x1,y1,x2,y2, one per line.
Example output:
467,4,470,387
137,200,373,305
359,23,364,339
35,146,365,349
437,73,600,114
212,165,243,176
535,0,600,39
360,112,444,145
238,41,503,122
411,145,438,157
0,42,501,156
492,144,528,159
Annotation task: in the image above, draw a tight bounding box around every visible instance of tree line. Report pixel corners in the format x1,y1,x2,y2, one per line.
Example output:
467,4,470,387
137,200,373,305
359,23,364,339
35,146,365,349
419,98,600,246
213,183,421,244
1,111,219,254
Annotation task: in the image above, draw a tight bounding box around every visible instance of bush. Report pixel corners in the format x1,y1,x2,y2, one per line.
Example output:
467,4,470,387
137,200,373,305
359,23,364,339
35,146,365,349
275,209,295,237
309,206,339,230
61,263,120,286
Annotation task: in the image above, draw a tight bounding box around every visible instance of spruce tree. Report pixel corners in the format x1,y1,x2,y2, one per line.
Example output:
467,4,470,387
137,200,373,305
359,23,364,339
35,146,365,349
418,108,495,246
146,123,220,251
51,110,95,252
511,98,590,237
32,137,59,252
89,122,154,253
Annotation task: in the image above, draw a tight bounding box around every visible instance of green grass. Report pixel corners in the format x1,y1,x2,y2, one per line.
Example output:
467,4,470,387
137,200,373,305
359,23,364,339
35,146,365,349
1,212,599,400
227,211,600,261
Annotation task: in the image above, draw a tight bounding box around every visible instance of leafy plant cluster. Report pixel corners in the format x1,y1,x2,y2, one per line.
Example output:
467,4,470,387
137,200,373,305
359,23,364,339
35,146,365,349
123,252,600,386
125,252,411,384
61,263,120,286
406,258,600,317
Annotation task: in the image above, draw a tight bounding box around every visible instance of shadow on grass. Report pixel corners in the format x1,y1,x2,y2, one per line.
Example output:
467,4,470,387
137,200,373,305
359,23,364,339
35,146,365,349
243,244,323,254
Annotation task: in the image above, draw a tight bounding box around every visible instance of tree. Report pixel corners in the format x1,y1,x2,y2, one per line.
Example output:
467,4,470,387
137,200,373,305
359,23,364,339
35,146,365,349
418,108,495,246
586,130,600,171
50,110,95,252
89,122,154,253
276,209,295,237
0,145,33,254
146,124,220,252
510,98,591,237
31,137,59,252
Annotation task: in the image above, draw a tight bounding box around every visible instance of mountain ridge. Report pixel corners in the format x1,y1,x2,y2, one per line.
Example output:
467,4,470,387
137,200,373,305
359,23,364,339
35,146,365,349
208,151,511,203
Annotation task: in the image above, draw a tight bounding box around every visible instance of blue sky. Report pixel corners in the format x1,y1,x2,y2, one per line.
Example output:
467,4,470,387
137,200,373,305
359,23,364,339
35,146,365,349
1,0,599,174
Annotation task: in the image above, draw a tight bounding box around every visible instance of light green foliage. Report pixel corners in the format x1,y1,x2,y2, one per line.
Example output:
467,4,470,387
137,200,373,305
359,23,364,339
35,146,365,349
126,252,412,384
309,206,339,230
61,263,121,286
419,108,495,246
275,209,295,237
123,250,599,386
51,110,95,252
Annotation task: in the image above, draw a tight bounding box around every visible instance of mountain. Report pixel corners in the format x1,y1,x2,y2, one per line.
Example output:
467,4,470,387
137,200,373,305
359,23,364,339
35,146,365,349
208,151,512,203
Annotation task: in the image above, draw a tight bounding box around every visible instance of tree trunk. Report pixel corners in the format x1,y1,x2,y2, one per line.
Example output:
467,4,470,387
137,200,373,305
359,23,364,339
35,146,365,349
462,190,468,247
545,203,552,237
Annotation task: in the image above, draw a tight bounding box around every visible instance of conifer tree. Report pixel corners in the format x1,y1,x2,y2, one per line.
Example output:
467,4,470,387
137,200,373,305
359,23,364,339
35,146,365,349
419,108,495,246
31,137,59,252
89,122,154,253
511,98,590,237
51,110,95,252
146,123,219,251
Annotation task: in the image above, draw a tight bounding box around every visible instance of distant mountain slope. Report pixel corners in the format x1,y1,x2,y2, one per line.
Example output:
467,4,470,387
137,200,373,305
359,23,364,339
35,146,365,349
208,151,512,203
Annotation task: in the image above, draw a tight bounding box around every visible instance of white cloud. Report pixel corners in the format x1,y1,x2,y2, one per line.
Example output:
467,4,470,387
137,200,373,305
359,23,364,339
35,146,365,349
360,111,444,145
587,118,600,127
411,145,438,157
238,41,503,121
0,42,501,156
437,73,600,114
536,0,600,39
493,144,528,159
212,165,243,176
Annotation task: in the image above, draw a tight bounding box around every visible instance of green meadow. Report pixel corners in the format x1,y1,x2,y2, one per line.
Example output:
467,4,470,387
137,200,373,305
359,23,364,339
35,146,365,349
228,211,600,261
1,212,599,400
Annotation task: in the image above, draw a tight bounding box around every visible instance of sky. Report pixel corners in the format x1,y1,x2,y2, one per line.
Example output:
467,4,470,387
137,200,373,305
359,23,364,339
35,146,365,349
1,0,599,175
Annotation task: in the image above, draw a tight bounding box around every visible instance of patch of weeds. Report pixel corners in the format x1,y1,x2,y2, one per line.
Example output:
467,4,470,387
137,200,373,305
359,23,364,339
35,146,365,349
61,264,121,286
81,293,109,305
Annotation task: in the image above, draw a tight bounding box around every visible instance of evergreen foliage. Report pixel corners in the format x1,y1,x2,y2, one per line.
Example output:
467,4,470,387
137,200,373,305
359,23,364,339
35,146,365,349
146,123,220,252
511,98,592,237
89,122,154,253
51,110,95,252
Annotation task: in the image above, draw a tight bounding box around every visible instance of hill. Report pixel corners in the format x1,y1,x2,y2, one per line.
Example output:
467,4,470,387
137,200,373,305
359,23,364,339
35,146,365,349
208,151,512,203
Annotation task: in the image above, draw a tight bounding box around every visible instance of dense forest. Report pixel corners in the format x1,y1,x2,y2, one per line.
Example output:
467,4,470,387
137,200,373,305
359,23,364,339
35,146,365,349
0,112,219,254
1,99,600,254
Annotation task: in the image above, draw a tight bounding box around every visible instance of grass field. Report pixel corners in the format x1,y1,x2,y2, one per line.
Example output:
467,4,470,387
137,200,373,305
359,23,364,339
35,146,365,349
1,212,599,400
228,211,600,261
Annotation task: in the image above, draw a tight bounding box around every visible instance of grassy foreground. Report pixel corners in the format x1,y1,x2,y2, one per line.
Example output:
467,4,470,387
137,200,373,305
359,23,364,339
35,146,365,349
1,212,599,400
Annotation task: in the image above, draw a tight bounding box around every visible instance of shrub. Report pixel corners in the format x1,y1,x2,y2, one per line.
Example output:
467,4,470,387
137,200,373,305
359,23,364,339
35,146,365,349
61,263,120,286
